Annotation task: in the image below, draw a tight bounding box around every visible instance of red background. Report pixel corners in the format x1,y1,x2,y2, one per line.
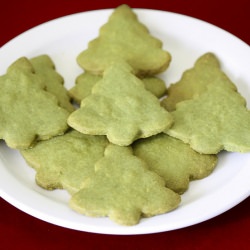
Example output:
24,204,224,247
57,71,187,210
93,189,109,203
0,0,249,249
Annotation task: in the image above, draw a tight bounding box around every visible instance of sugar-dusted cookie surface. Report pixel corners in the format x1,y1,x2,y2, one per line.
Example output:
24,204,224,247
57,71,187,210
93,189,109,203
68,62,173,146
161,53,237,111
21,130,108,194
165,83,250,154
133,133,217,194
77,4,171,76
0,57,69,149
69,72,167,104
31,55,75,112
70,144,181,226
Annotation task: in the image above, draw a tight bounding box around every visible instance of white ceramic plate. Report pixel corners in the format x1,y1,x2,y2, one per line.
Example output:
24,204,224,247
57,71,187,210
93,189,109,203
0,9,249,235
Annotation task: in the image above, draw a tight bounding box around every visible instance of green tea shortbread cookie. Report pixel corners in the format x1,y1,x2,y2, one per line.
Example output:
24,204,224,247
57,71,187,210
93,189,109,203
31,55,75,112
70,144,181,226
21,130,108,194
77,4,171,76
69,72,101,104
165,83,250,154
69,72,167,104
142,76,167,98
133,133,218,194
67,63,173,146
161,53,237,111
0,57,69,149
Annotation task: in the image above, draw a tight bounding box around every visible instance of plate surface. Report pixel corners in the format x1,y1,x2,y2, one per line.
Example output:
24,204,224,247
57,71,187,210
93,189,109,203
0,9,250,235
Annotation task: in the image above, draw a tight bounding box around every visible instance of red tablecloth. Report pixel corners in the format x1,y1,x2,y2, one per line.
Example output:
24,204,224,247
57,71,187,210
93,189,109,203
0,0,249,249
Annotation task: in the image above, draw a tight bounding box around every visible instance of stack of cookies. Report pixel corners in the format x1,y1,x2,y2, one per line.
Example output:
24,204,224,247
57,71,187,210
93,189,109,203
1,5,249,226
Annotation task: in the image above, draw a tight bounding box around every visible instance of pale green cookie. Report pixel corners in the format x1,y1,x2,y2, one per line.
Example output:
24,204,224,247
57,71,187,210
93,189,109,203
161,53,237,111
69,72,167,104
0,57,69,149
77,4,171,76
133,133,217,194
69,72,101,104
31,55,75,112
165,83,250,154
70,144,181,226
67,63,173,146
141,76,167,98
21,130,108,194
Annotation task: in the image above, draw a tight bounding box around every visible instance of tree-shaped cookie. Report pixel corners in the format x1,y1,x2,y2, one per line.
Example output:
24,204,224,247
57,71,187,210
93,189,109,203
21,130,108,194
0,57,69,149
77,4,171,76
67,62,173,146
161,53,237,111
69,71,166,104
70,144,181,226
133,133,217,194
69,72,101,104
141,76,167,98
165,83,250,154
31,55,75,112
